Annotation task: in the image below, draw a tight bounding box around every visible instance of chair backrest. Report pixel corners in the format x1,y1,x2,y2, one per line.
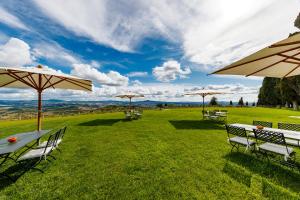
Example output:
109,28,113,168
43,131,60,155
278,122,300,132
225,125,247,138
253,129,285,145
253,120,272,128
60,126,67,139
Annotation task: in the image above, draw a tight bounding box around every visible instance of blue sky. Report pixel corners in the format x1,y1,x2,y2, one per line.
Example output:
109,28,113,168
0,0,299,102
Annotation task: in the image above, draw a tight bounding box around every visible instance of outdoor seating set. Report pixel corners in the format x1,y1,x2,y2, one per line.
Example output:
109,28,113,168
0,127,67,182
203,109,228,123
226,121,300,169
124,109,143,120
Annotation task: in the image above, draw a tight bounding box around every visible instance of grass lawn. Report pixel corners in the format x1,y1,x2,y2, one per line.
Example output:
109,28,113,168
1,107,300,199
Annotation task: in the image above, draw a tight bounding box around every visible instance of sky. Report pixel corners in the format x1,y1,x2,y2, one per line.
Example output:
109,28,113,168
0,0,299,102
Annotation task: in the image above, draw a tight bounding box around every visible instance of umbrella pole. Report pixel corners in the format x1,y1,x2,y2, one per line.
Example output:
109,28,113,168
202,95,205,119
37,91,42,131
37,73,42,131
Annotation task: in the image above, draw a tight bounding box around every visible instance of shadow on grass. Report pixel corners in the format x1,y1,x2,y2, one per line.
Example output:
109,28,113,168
224,152,300,193
78,119,122,126
169,120,224,130
0,160,37,190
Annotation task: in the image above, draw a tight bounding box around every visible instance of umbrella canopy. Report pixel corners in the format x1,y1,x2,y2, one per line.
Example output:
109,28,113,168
116,93,144,108
185,89,226,119
212,33,300,78
0,65,92,130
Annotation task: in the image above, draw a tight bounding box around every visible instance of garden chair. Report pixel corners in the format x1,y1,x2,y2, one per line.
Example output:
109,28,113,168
253,120,272,128
253,129,296,168
278,122,300,146
225,125,256,152
124,111,132,120
17,130,60,173
37,127,67,152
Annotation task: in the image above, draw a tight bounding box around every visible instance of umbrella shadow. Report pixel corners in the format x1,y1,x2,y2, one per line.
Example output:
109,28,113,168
169,120,224,130
78,119,122,126
224,152,300,193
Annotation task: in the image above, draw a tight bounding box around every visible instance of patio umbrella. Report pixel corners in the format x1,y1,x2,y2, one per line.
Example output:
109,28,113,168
0,65,92,131
185,89,225,119
116,93,144,109
212,33,300,78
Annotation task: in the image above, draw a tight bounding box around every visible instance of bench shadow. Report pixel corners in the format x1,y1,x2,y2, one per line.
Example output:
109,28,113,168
78,119,122,126
169,120,224,130
0,160,37,190
224,152,300,193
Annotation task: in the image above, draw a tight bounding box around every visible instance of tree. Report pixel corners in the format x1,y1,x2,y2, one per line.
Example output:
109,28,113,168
245,102,249,106
229,100,233,106
280,77,300,110
257,77,281,106
209,96,218,106
252,102,256,107
238,97,244,107
156,103,163,110
295,12,300,30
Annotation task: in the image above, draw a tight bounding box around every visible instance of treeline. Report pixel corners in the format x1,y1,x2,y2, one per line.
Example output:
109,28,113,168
257,77,300,110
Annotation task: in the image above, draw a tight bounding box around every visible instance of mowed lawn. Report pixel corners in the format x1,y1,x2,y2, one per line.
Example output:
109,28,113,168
1,107,300,199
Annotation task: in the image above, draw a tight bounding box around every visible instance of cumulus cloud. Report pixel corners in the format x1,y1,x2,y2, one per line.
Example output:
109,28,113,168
127,71,148,77
33,0,299,71
0,6,28,30
71,63,129,86
131,80,142,86
0,38,33,66
32,42,80,66
153,60,191,82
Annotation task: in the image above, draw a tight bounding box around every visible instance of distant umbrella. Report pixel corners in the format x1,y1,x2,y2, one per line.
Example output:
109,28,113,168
0,65,92,130
185,89,226,119
212,33,300,78
116,93,144,109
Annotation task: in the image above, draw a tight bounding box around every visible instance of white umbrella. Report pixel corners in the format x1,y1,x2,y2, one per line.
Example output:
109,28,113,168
0,65,92,130
212,33,300,78
185,89,225,119
116,93,144,109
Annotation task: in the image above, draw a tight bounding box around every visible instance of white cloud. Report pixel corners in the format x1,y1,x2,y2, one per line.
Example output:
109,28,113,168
0,6,28,30
71,63,129,86
153,60,191,82
131,80,142,86
0,38,33,66
127,71,148,77
33,0,299,71
32,42,80,66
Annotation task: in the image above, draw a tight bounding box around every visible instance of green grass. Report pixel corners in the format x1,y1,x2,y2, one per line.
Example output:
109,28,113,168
1,107,300,199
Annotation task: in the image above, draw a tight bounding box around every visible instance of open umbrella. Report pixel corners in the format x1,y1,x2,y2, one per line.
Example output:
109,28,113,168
212,33,300,78
116,93,144,109
0,65,92,130
185,89,225,119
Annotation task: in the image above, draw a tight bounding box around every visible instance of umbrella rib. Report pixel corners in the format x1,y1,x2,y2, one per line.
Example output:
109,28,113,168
283,60,300,65
0,74,31,87
42,75,55,90
283,64,300,78
63,79,92,91
66,78,91,87
43,77,68,90
7,71,36,89
270,41,300,48
246,51,300,77
212,45,300,74
27,73,39,89
278,53,300,62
